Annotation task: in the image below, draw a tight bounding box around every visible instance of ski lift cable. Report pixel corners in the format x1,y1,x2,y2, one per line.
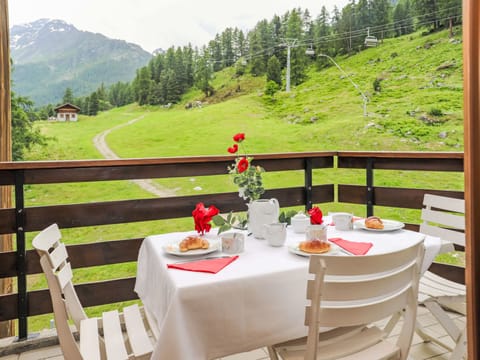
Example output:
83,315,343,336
294,12,462,49
193,6,462,66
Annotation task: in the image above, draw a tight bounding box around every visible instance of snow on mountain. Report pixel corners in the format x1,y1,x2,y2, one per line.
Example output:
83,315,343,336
9,19,152,105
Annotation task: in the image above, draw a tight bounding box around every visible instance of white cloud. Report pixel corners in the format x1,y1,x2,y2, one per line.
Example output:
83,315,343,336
9,0,348,52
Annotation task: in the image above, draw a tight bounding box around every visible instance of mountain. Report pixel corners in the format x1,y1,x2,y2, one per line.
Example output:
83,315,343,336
10,19,152,105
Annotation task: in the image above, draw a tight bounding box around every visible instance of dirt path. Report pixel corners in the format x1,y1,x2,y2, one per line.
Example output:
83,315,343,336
93,115,177,197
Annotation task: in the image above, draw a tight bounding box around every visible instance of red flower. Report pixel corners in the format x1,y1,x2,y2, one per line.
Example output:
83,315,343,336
227,144,239,153
192,202,220,235
308,206,323,224
237,157,249,173
233,133,245,142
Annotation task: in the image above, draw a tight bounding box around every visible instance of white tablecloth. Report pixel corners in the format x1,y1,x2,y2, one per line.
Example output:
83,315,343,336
134,221,444,360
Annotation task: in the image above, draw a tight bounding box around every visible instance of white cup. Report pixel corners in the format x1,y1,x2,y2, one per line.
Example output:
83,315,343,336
221,231,245,254
332,213,353,231
263,222,287,247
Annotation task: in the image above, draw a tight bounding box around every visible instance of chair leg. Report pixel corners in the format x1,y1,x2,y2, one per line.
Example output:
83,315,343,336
415,319,455,352
449,329,467,360
267,345,280,360
383,311,403,336
424,300,462,341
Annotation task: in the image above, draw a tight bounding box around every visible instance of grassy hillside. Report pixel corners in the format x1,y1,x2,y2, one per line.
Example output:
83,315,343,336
30,28,464,160
102,29,463,158
24,29,464,332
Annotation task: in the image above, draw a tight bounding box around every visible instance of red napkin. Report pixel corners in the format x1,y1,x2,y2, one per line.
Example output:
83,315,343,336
167,256,239,274
329,237,373,255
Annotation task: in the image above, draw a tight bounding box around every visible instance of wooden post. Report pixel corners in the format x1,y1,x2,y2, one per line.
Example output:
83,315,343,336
463,0,480,358
0,0,14,338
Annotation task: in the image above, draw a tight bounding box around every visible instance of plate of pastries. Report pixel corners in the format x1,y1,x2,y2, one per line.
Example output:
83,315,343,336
288,240,340,257
354,216,405,232
163,235,221,256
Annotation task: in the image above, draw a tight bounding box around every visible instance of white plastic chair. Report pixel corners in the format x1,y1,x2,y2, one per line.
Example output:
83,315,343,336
32,223,158,360
416,194,466,360
268,239,425,360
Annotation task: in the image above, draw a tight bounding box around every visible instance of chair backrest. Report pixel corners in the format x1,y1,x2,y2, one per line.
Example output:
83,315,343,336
305,239,425,360
32,223,88,359
420,194,465,248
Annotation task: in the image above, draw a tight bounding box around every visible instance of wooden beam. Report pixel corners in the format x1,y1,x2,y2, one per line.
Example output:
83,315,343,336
463,0,480,358
0,0,14,338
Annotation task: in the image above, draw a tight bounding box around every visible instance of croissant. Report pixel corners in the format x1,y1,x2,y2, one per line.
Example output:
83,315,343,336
365,216,384,229
299,240,331,254
179,236,209,252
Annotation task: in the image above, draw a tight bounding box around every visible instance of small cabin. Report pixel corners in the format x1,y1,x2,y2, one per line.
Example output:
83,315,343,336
54,103,81,122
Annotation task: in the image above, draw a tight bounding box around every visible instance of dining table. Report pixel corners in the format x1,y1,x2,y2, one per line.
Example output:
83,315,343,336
134,217,451,360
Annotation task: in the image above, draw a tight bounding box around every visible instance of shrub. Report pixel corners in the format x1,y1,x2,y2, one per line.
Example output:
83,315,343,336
264,80,280,97
429,108,444,117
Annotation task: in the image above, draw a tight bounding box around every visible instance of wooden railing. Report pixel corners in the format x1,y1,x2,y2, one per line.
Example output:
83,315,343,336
0,151,464,340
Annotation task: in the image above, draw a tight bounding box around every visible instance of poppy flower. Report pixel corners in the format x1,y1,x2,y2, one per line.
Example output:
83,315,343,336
237,157,249,173
192,202,220,234
308,206,323,224
233,133,245,142
227,144,239,153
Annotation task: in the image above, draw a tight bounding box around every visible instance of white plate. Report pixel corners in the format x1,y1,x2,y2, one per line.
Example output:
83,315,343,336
287,241,341,257
163,237,221,256
354,219,405,232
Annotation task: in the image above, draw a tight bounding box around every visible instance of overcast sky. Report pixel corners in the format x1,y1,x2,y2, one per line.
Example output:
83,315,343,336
9,0,349,53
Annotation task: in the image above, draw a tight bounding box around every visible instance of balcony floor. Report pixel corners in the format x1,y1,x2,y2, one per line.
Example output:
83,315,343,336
0,305,465,360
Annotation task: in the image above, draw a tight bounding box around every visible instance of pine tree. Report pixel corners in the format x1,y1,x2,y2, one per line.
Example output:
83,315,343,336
62,87,74,104
393,0,414,36
195,48,214,96
414,0,440,30
222,28,235,67
371,0,392,39
135,67,153,105
285,8,307,86
248,31,266,76
313,6,331,60
89,92,99,115
266,55,282,87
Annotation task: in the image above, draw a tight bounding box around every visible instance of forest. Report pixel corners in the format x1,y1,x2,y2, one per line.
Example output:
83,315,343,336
75,0,462,111
13,0,462,159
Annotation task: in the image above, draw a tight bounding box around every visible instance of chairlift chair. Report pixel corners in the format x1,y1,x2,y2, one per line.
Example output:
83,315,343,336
305,45,315,56
364,35,379,47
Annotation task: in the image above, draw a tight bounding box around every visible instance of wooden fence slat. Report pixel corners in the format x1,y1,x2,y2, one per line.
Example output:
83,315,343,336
0,239,144,279
0,278,138,321
338,185,464,209
15,186,333,233
338,156,463,171
0,155,335,185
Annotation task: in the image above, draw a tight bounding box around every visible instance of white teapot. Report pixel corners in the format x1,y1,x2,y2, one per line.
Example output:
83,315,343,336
247,198,280,239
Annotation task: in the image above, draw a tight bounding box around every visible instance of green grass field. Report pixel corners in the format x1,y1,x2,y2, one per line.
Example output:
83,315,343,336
23,28,465,332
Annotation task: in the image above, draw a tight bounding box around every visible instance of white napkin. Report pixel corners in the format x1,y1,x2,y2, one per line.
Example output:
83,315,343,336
422,235,442,274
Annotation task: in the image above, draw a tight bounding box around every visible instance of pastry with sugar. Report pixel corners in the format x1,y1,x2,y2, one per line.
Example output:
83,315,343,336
179,236,209,252
299,240,331,254
365,216,384,229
